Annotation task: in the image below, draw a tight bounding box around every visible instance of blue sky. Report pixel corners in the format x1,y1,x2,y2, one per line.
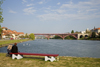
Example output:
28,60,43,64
1,0,100,34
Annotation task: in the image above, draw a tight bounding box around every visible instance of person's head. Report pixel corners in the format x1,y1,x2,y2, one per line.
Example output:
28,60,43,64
14,43,17,45
7,44,12,50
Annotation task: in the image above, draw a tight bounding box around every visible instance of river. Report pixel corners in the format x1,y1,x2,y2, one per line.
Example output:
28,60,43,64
0,39,100,58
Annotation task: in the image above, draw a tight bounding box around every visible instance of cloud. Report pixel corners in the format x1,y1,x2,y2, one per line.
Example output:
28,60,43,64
23,7,36,15
22,0,27,3
37,0,100,21
38,1,43,4
51,9,66,13
57,2,60,5
86,9,97,12
60,1,74,8
26,4,34,6
9,10,17,14
37,13,100,21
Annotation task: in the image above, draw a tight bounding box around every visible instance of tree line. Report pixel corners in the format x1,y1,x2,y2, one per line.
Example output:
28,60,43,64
19,33,35,40
52,30,100,40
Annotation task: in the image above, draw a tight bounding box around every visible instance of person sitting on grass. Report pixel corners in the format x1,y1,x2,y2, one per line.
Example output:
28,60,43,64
11,43,23,57
11,43,18,53
6,44,12,56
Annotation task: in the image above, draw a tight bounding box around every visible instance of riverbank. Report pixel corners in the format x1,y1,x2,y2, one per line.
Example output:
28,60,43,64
0,39,32,48
0,53,100,67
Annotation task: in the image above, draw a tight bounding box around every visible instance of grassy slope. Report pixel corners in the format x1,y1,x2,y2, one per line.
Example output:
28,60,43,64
0,39,31,46
0,53,100,67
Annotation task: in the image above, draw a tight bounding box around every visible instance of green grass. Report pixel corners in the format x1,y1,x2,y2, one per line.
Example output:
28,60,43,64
0,53,100,67
0,39,31,46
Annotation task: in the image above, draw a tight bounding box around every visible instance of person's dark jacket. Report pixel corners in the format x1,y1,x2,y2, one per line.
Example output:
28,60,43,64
11,45,18,53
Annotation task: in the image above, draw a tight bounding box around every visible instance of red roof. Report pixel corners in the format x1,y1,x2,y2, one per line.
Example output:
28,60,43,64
94,28,100,30
2,27,24,36
97,28,100,30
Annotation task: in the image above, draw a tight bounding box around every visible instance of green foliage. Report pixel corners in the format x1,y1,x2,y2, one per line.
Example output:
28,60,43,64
25,33,29,38
0,0,5,24
65,35,76,39
53,35,62,39
65,36,70,39
19,35,25,38
29,33,35,40
98,33,100,38
0,15,3,23
75,31,80,34
53,35,76,40
91,32,96,38
0,25,2,38
71,30,74,33
0,39,31,46
79,36,85,40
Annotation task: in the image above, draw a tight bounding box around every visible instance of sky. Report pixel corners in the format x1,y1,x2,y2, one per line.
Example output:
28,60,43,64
1,0,100,34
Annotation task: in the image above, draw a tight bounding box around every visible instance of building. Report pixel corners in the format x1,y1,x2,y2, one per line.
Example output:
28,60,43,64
91,28,100,33
2,27,24,39
81,31,86,34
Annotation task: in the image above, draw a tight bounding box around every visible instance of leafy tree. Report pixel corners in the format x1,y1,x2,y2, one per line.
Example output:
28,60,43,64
29,33,35,40
86,29,88,33
0,25,2,38
98,33,100,38
91,32,96,38
19,35,25,38
75,31,81,34
65,36,70,39
94,26,95,29
86,29,91,34
53,35,61,39
65,35,76,39
69,35,76,39
25,33,29,38
71,30,74,33
0,0,5,24
0,0,5,39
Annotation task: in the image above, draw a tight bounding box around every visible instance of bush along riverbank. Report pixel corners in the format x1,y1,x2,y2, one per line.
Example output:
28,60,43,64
0,53,100,67
0,39,32,48
79,37,100,40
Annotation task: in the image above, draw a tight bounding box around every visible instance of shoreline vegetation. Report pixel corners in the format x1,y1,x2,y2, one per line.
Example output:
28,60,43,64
52,35,100,40
0,53,100,67
0,39,32,48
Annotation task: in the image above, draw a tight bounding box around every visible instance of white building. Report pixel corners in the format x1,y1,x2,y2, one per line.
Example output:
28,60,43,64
2,27,24,39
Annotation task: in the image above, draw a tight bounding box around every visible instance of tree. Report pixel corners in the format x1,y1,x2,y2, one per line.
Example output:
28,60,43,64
25,33,29,38
0,0,5,24
0,0,5,39
94,26,95,29
65,36,70,39
71,30,74,33
29,33,35,40
19,35,25,38
98,33,100,38
91,32,96,38
0,25,2,39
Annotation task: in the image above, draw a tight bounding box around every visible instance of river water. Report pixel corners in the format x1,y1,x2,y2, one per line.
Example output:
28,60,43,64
0,39,100,58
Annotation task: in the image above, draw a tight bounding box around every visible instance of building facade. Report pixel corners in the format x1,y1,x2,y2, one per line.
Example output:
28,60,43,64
2,27,24,39
91,28,100,33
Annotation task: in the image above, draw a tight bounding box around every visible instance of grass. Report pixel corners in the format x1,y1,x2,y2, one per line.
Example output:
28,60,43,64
0,39,31,46
0,53,100,67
